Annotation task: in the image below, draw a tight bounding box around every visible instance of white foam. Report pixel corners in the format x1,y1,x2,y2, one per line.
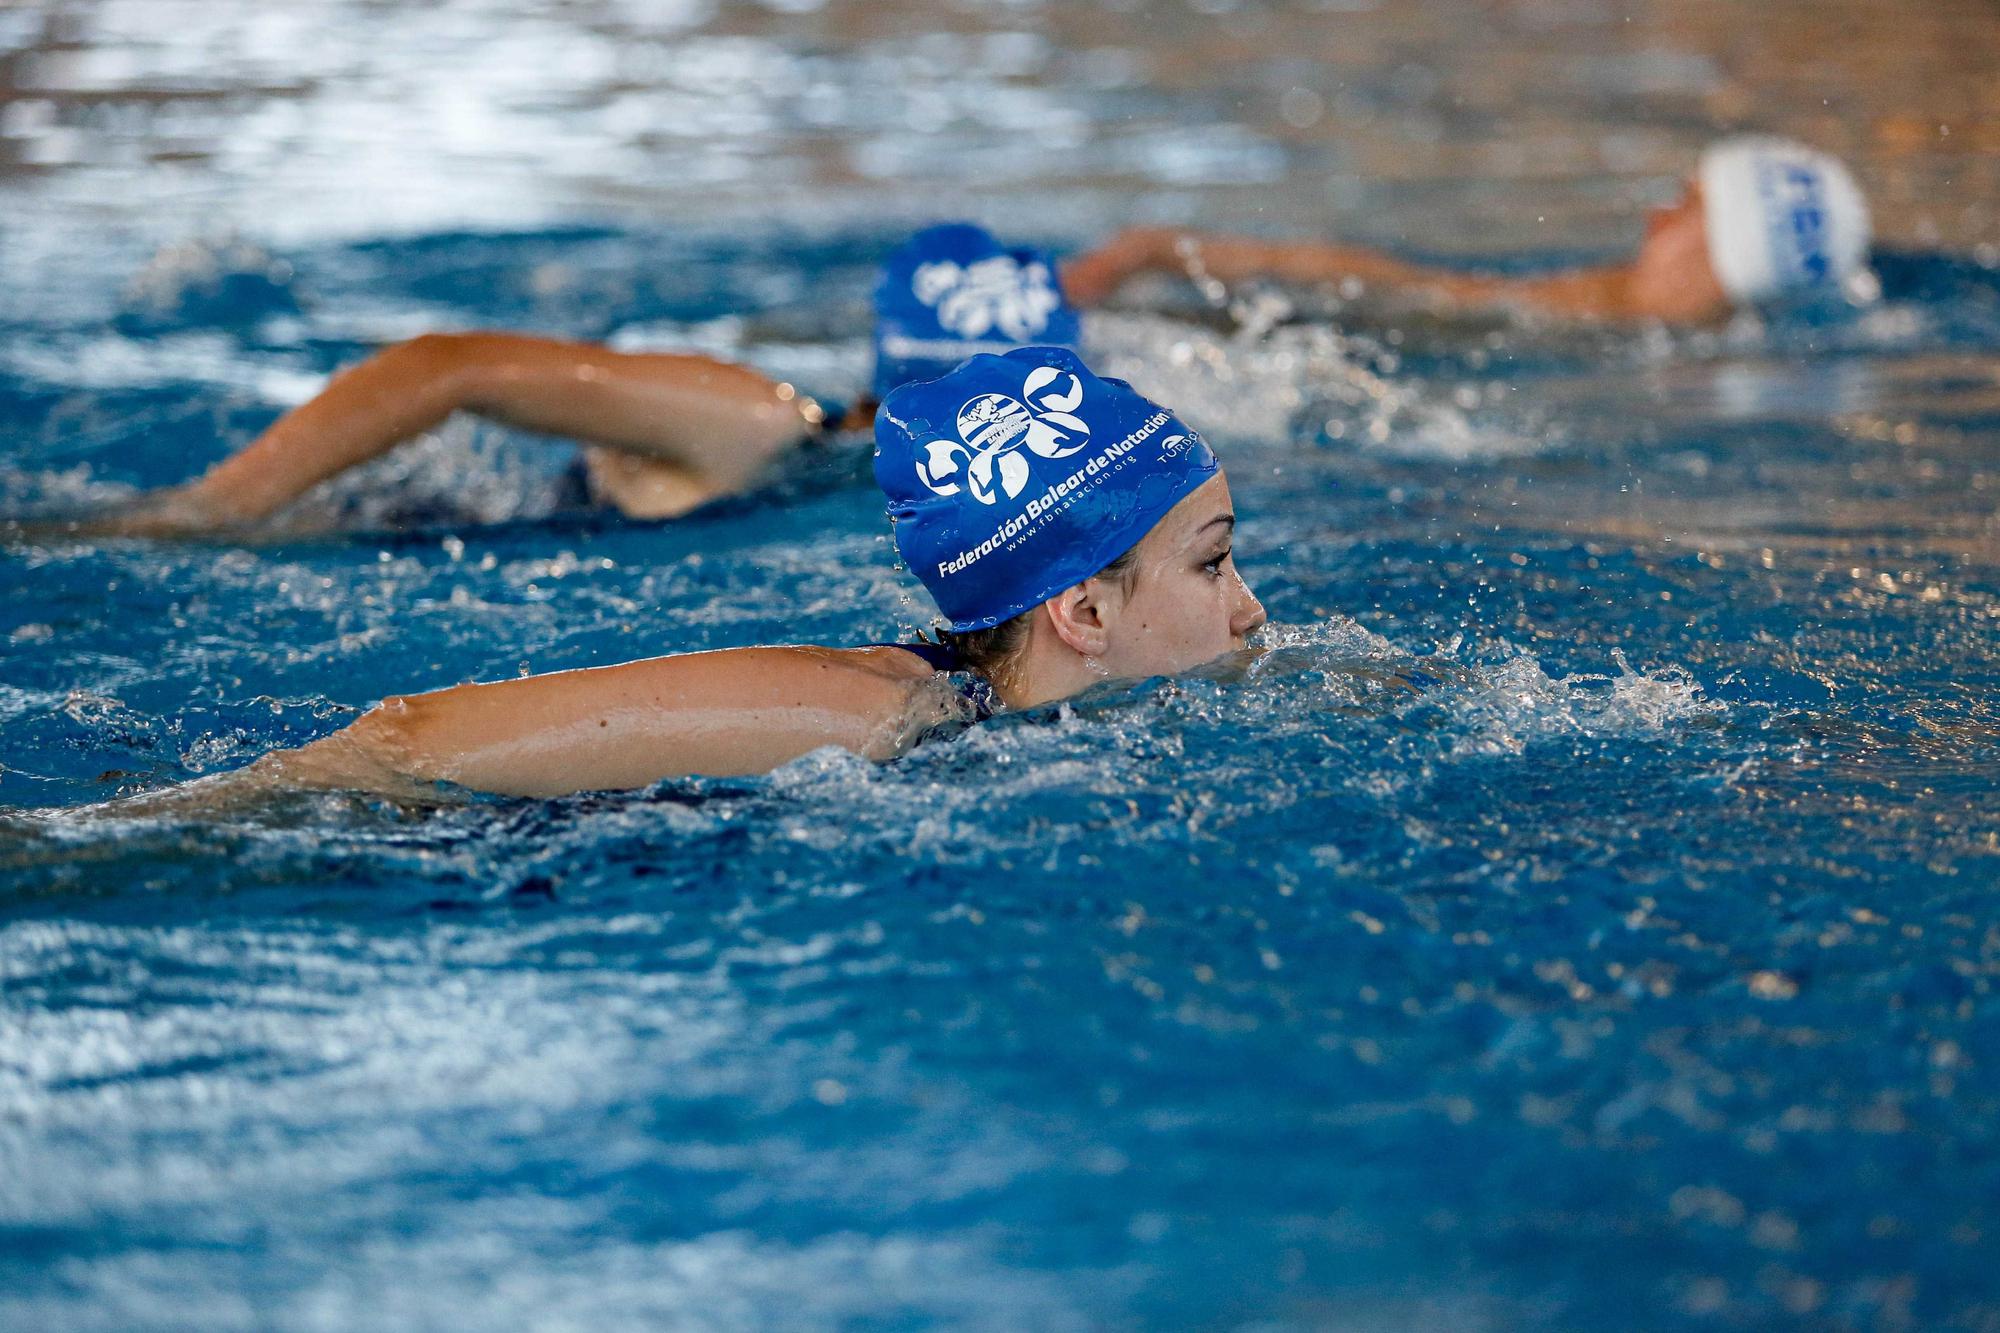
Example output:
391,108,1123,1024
1083,309,1531,459
0,330,324,403
1441,645,1722,757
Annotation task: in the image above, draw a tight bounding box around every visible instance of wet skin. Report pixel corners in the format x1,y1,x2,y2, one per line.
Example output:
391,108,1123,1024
997,472,1267,710
71,474,1268,810
1065,178,1738,326
1088,474,1267,682
1624,180,1732,324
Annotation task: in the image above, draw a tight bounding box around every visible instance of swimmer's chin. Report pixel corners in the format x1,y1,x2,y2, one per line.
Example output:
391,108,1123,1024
1181,644,1271,682
1013,646,1271,715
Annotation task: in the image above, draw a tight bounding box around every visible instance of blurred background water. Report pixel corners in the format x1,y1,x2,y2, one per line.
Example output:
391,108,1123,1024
1,1,1999,1329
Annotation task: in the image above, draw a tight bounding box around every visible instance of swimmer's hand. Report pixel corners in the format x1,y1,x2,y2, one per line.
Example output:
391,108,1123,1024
99,485,254,538
5,484,250,542
46,742,455,822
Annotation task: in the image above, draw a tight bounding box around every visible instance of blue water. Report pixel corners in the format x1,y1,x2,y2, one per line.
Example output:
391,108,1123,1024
4,2,2000,1329
4,222,1997,1331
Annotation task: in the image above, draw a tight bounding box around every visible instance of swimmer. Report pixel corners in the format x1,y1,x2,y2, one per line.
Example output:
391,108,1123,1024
1064,136,1872,325
118,346,1263,805
72,222,1080,537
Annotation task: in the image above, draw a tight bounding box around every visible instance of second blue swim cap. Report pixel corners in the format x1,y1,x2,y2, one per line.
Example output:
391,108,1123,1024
872,223,1080,401
875,346,1219,631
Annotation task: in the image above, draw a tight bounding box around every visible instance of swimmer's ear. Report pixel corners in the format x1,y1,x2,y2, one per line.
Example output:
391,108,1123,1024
1042,582,1111,658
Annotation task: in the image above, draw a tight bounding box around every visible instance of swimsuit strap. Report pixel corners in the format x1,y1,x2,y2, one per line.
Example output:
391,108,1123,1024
883,639,963,673
865,641,995,721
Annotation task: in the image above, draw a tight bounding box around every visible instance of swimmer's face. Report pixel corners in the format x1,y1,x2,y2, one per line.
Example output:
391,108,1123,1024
1630,179,1731,321
1092,474,1266,678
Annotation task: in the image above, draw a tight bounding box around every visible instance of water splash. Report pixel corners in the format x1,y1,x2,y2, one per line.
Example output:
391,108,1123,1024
116,235,303,334
1434,645,1722,758
1085,309,1526,459
278,416,586,531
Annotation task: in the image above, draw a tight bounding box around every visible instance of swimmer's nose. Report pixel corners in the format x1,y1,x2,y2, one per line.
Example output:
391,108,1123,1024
1231,577,1267,643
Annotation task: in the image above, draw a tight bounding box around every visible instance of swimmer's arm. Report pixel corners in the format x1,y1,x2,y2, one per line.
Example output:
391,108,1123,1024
253,646,952,799
107,334,814,533
1066,226,1632,319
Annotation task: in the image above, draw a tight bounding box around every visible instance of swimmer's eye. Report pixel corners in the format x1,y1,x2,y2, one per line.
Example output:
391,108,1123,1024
1203,548,1233,577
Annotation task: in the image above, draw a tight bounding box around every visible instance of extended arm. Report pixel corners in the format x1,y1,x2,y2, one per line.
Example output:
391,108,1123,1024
106,333,817,534
249,645,949,800
1065,226,1633,320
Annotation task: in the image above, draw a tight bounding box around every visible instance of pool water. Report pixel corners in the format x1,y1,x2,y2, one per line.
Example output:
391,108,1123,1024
3,2,1999,1329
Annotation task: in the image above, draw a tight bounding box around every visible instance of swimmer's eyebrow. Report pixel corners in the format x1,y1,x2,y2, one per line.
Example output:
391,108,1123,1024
1195,514,1236,538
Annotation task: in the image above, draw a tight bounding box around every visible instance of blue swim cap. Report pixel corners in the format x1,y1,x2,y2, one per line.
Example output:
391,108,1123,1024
871,223,1080,401
875,346,1219,631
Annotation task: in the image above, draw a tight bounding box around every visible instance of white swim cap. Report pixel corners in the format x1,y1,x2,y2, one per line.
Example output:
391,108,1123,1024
1699,136,1871,304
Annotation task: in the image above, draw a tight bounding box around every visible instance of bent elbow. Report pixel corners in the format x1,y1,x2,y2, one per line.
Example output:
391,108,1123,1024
389,332,490,405
348,695,432,769
320,695,437,783
250,695,432,794
395,331,470,367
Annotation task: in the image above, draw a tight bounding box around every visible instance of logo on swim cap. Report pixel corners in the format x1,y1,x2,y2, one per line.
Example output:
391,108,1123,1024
913,365,1094,505
872,224,1080,400
912,254,1063,342
875,346,1218,631
1700,136,1871,305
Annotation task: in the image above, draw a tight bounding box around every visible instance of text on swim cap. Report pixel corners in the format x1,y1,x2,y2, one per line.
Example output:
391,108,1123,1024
1759,161,1833,285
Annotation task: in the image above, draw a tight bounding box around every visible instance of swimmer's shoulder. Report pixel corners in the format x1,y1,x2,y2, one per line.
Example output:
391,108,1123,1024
792,642,945,677
801,644,984,756
500,643,967,764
